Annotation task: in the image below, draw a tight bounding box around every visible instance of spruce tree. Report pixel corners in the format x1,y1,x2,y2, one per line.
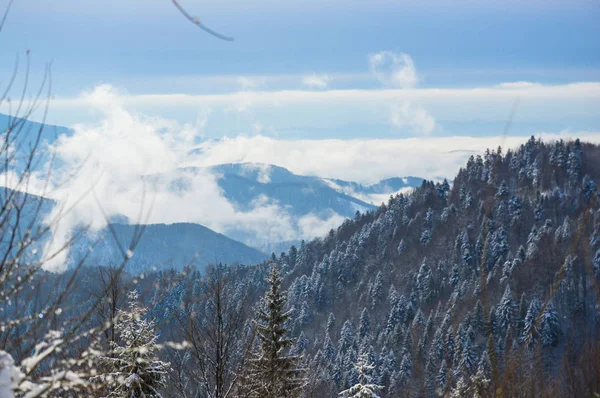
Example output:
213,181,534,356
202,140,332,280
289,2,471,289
338,353,383,398
449,377,469,398
397,353,412,386
521,297,542,347
540,302,560,347
371,272,384,308
496,285,515,335
242,266,305,397
327,313,336,335
323,332,337,362
358,308,371,341
90,290,169,398
339,320,357,354
593,249,600,279
469,368,491,398
416,261,433,303
397,239,406,254
437,359,447,394
385,299,405,335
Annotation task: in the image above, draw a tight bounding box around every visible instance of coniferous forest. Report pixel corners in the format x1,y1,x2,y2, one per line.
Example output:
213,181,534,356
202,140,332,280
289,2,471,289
2,137,599,397
1,2,600,397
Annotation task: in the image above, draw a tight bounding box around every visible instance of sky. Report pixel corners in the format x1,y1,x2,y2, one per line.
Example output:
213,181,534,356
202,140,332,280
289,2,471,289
1,0,599,139
1,0,599,269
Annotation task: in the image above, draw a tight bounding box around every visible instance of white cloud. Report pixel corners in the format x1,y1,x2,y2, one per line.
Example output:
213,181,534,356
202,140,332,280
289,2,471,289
241,163,272,183
237,76,266,90
496,81,544,89
358,188,416,206
368,51,436,135
390,102,437,135
298,213,346,237
252,122,265,135
302,73,330,89
322,179,416,205
41,82,600,133
185,132,600,184
369,51,419,88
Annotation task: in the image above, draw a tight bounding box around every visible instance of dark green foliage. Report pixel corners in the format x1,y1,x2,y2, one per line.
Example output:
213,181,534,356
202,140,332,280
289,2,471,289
242,266,306,397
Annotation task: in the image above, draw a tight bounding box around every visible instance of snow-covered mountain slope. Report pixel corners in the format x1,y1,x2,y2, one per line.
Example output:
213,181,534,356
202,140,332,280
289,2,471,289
145,163,423,251
162,163,423,218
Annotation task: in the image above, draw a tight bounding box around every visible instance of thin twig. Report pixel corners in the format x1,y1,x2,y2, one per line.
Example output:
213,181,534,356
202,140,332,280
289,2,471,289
171,0,234,42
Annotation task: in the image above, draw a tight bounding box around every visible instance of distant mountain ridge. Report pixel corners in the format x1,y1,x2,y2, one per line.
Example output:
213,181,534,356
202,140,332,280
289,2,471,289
175,163,424,217
207,163,376,216
68,222,267,274
0,188,266,273
0,113,72,173
0,111,424,219
325,176,424,195
150,163,423,250
0,113,72,142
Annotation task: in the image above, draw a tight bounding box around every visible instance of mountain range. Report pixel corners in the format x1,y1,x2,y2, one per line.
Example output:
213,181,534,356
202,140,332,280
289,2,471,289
151,163,423,217
68,222,268,274
74,163,423,271
145,163,423,252
0,113,423,271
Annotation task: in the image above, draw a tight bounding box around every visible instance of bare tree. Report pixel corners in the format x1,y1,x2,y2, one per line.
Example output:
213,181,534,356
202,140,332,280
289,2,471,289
0,3,156,395
177,263,250,398
93,265,128,347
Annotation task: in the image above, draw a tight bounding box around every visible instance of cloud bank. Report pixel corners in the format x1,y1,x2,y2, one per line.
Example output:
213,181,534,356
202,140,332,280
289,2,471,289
40,82,600,139
185,132,600,184
36,51,598,141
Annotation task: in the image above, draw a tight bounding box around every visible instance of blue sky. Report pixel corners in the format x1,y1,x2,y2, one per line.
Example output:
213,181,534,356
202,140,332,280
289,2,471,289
4,0,600,89
1,0,599,138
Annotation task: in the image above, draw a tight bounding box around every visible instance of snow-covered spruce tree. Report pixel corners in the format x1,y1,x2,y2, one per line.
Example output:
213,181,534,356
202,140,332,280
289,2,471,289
437,359,447,394
241,266,306,398
469,368,491,398
90,290,169,397
358,308,371,342
540,301,560,347
449,376,469,398
521,297,542,348
339,353,383,398
496,285,515,336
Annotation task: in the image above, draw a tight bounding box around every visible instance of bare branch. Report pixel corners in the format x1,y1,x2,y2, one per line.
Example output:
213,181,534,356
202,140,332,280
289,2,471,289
171,0,234,42
0,0,14,33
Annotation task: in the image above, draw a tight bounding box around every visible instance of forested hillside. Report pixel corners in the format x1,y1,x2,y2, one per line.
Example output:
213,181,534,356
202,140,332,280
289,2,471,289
2,138,599,397
158,137,598,397
120,137,600,397
265,137,600,396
